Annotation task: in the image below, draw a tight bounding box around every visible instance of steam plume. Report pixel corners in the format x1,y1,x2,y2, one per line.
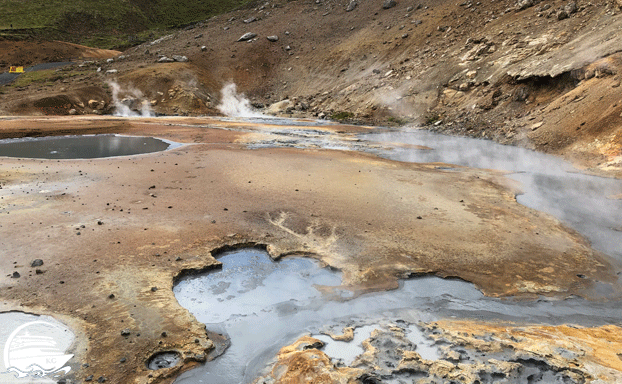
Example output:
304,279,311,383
108,81,155,117
217,83,263,117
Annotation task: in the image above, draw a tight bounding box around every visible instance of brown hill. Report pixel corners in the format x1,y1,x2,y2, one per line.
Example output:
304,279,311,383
0,0,621,175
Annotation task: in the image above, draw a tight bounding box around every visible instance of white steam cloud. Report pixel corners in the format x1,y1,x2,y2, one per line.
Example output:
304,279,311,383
217,83,263,117
108,81,155,117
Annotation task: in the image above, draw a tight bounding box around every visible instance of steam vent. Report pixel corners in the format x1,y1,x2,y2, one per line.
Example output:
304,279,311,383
1,0,621,383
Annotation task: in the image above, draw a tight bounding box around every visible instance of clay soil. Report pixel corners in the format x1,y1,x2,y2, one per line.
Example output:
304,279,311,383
0,116,620,383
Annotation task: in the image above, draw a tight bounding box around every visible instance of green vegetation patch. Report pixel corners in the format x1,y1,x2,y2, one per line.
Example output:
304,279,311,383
0,0,252,48
331,111,355,121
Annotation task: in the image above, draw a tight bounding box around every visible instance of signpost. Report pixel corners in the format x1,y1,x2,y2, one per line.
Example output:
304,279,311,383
8,66,24,73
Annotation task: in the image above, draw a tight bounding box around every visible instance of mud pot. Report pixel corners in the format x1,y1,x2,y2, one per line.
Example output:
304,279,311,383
0,115,620,384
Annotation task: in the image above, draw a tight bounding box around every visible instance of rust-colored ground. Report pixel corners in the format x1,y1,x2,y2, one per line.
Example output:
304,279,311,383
0,116,619,383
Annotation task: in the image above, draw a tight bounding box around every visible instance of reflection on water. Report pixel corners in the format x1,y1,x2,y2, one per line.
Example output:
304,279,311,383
0,134,177,159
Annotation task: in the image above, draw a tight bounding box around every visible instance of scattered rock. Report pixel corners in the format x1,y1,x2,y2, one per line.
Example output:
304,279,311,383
31,259,44,267
237,32,257,42
158,56,175,63
346,0,358,11
515,0,534,11
172,55,188,62
201,46,207,51
11,271,20,278
68,108,77,115
267,35,279,42
85,375,93,382
105,69,118,74
244,17,257,23
512,86,530,102
383,0,397,9
121,329,131,337
531,122,544,130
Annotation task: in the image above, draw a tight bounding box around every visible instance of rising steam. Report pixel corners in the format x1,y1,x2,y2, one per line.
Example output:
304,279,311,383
108,81,155,117
217,83,263,117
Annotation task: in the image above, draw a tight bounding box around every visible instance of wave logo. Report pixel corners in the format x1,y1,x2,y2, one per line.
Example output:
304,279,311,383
3,321,73,379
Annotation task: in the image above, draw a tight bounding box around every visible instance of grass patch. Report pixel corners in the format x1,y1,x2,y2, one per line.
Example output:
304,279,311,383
387,116,409,126
0,0,253,48
424,112,441,125
10,69,62,88
331,111,354,121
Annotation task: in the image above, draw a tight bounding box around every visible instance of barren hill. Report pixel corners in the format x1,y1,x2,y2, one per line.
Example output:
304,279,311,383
1,0,621,175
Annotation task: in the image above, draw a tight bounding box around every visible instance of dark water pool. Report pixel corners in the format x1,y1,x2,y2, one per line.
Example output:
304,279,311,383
0,134,177,159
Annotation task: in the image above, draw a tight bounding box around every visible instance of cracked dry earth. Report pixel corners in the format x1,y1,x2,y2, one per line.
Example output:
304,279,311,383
0,116,621,384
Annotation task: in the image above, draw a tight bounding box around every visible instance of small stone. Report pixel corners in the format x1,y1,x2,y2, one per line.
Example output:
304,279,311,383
97,377,106,383
151,287,158,292
11,271,20,278
85,375,93,382
120,357,127,363
31,259,44,267
175,257,182,261
267,35,279,42
108,294,115,299
161,332,168,337
346,0,357,11
383,0,397,9
121,329,131,336
237,32,257,42
172,55,188,62
36,269,44,274
97,220,104,225
201,46,207,51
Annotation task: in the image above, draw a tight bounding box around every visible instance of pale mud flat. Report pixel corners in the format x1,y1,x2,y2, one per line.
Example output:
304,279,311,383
0,116,620,384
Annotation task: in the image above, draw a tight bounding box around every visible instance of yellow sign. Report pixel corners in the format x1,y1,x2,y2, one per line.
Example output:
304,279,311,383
9,66,24,73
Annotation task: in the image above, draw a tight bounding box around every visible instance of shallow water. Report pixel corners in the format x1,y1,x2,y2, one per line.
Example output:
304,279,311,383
172,119,622,384
0,134,179,159
362,128,622,263
173,248,621,384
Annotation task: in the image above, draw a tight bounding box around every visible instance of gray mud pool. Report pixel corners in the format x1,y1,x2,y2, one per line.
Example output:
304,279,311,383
171,119,622,384
0,134,178,159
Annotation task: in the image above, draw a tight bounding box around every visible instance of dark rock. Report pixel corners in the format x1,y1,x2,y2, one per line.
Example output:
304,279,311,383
11,272,20,278
383,0,397,9
161,332,168,337
564,1,577,15
557,10,569,20
151,287,158,292
120,357,127,363
31,259,44,267
85,375,94,382
108,294,115,299
512,86,530,102
97,377,106,383
121,329,131,337
36,269,44,274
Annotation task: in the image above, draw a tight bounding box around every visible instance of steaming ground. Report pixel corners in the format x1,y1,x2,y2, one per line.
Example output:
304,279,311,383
108,80,155,117
217,83,264,118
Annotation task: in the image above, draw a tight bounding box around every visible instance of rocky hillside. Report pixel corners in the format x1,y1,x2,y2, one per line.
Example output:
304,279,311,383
1,0,621,176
